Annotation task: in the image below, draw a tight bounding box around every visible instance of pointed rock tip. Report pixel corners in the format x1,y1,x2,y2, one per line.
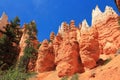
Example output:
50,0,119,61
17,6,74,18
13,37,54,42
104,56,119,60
1,12,7,17
2,12,6,16
61,21,67,25
95,5,99,10
70,20,75,23
92,5,102,15
104,5,117,15
58,25,61,33
105,5,114,12
50,31,55,34
92,5,103,25
50,31,55,36
42,39,48,44
32,20,36,23
81,19,89,32
0,12,7,20
82,19,89,28
105,5,112,10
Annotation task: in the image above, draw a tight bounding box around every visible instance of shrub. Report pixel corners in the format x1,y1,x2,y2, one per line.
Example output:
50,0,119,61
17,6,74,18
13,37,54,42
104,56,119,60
30,21,38,35
10,16,20,28
0,35,7,45
0,68,36,80
61,76,68,80
37,43,41,49
71,73,79,80
24,45,36,57
18,44,36,70
26,21,38,38
103,58,112,65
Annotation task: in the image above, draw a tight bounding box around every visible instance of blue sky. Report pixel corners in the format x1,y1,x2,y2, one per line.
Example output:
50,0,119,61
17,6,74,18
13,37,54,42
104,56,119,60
0,0,119,41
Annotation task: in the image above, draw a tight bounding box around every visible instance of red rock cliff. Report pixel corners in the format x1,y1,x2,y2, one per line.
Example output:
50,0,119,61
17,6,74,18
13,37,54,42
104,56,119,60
1,5,120,79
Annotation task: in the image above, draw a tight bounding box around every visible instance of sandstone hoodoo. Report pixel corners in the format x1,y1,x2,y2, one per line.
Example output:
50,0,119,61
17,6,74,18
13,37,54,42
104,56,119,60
79,23,100,69
50,32,55,42
55,31,84,77
1,4,120,80
0,12,8,37
35,39,55,72
0,12,8,32
32,5,120,79
92,6,119,55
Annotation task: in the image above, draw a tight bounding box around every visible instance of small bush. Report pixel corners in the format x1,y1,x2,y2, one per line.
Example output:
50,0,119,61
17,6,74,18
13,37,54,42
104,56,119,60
61,76,68,80
71,73,79,80
24,46,36,57
0,68,35,80
103,58,112,65
37,43,41,49
0,35,7,45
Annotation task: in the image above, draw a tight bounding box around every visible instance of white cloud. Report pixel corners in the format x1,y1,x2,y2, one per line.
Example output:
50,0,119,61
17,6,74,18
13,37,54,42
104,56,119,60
32,0,47,9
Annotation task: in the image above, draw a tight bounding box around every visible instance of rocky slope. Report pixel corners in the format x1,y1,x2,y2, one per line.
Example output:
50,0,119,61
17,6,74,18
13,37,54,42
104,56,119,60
29,54,120,80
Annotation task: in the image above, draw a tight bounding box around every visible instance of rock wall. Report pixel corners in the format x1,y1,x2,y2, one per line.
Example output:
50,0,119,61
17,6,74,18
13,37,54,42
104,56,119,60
1,5,120,78
92,6,119,55
79,26,100,69
35,40,55,72
16,5,120,77
55,31,84,77
19,25,29,59
52,5,120,76
0,12,8,31
0,12,8,37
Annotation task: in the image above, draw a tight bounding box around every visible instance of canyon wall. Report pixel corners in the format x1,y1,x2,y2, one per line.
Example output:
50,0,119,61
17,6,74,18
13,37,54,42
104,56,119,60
33,6,120,77
0,5,120,78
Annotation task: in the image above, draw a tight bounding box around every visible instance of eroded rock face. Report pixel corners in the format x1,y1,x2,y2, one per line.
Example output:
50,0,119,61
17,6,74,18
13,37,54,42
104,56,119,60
26,5,120,80
25,5,120,77
92,6,117,26
90,5,120,55
55,41,84,77
50,32,55,42
93,12,119,55
2,5,120,79
70,20,75,30
55,31,84,77
0,12,8,32
35,40,55,72
79,26,100,69
58,22,69,37
0,12,8,38
19,25,29,59
53,33,63,58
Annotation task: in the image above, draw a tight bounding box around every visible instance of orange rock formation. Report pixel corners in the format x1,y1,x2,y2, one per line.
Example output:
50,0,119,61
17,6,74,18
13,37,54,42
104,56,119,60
32,5,120,78
35,40,55,72
1,4,120,80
